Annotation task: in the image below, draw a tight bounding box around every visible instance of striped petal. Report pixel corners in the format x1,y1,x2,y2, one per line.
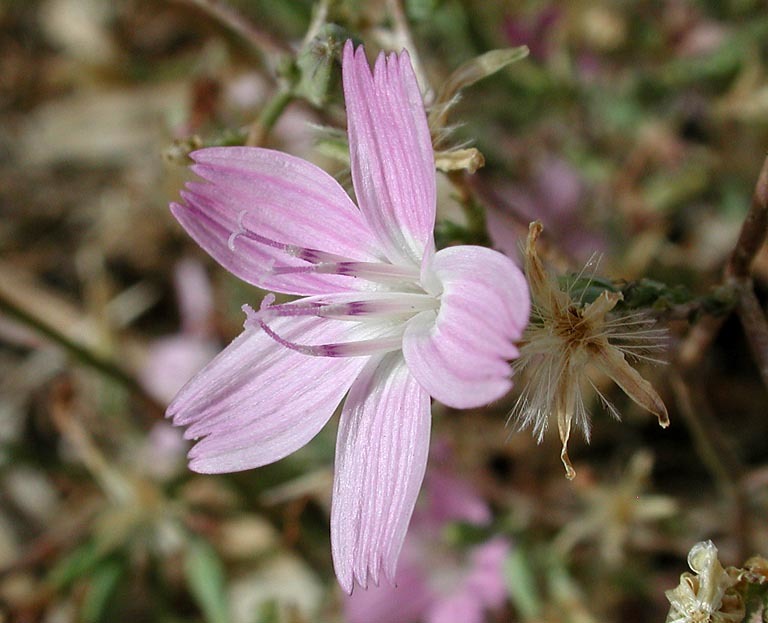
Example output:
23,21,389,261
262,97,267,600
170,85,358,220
171,147,384,296
331,352,431,593
167,316,373,473
402,245,530,409
342,41,436,266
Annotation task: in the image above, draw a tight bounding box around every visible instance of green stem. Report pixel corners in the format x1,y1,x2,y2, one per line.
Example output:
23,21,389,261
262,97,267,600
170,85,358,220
247,87,295,146
0,291,164,417
445,172,492,246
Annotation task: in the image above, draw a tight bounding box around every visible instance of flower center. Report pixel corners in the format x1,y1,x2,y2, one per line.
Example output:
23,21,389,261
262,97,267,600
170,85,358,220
231,213,438,358
229,211,420,285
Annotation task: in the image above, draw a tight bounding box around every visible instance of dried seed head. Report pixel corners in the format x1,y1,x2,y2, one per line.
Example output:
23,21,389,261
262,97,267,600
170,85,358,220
510,222,669,479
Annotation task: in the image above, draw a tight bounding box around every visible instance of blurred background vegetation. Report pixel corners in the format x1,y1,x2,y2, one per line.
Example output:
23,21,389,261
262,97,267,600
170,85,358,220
0,0,767,621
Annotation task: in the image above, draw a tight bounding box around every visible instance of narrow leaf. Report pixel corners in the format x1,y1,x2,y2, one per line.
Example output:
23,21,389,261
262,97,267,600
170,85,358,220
505,546,542,620
82,558,125,623
184,537,231,623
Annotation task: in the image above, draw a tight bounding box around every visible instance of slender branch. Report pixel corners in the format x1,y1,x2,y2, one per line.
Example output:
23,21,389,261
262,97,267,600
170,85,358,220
446,171,491,244
174,0,292,58
670,156,768,560
669,374,743,490
246,86,295,146
726,155,768,279
676,156,768,374
301,0,330,49
669,373,749,559
49,379,137,505
735,282,768,387
676,313,727,370
725,156,768,387
0,290,164,417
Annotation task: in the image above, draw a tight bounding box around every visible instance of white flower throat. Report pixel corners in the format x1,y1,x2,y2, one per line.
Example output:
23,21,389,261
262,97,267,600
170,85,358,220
230,210,441,358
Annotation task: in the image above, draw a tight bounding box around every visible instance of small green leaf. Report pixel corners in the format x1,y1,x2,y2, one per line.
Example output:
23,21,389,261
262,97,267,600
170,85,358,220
435,47,530,106
406,0,440,21
505,546,542,620
82,558,125,623
430,46,530,130
443,521,491,547
560,274,618,305
255,600,281,623
48,539,104,590
618,278,692,310
184,537,231,623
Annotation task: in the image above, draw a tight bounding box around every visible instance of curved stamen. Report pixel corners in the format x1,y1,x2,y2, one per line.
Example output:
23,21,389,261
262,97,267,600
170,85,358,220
244,299,403,358
228,211,353,264
228,212,423,287
269,261,420,283
258,321,403,357
263,293,438,320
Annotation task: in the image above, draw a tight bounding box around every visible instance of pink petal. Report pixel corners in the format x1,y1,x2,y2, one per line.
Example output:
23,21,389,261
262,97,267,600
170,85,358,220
140,334,219,405
167,316,372,473
424,468,491,526
463,538,511,609
344,556,433,623
425,541,510,622
342,41,436,266
171,147,384,296
425,591,484,623
174,258,214,336
331,353,431,593
418,439,491,526
402,245,530,409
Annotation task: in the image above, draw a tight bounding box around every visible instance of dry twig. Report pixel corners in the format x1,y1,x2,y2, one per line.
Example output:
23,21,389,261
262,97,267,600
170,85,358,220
174,0,292,59
672,155,768,559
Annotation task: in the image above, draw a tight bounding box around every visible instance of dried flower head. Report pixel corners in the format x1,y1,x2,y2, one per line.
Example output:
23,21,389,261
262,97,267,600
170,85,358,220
510,222,669,479
665,541,744,623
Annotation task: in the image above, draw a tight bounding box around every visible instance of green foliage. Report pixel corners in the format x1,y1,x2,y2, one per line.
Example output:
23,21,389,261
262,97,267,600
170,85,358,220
184,537,231,623
618,278,692,311
82,558,127,623
255,600,281,623
405,0,441,22
505,546,542,621
48,539,107,590
442,521,492,547
559,274,619,306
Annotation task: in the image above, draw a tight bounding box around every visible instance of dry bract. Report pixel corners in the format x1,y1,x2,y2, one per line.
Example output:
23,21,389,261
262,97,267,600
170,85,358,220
510,221,669,479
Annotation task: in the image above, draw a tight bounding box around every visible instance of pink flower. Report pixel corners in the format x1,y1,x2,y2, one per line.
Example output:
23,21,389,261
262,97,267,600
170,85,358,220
345,539,510,623
140,259,219,404
167,41,529,592
503,6,561,62
484,155,605,263
345,445,510,623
